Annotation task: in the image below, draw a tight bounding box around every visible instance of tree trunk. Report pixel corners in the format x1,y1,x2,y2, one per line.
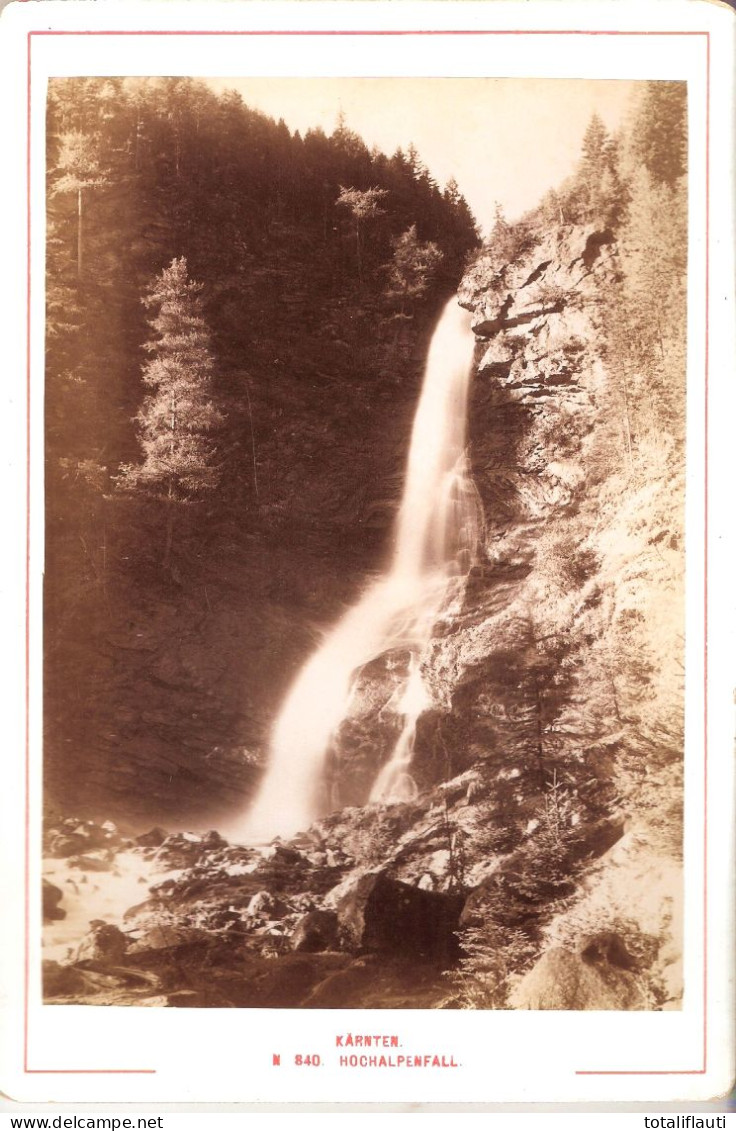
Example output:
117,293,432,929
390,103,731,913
243,378,259,501
163,490,174,572
534,678,546,785
77,187,83,279
164,394,177,570
620,365,633,470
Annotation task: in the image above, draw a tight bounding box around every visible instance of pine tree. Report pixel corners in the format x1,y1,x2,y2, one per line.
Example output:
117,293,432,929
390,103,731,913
117,257,224,571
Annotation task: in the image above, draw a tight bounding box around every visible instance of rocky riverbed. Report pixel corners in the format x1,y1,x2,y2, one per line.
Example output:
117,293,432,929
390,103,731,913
42,773,681,1011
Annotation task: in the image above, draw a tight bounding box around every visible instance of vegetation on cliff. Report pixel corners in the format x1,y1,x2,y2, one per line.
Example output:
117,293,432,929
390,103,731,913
447,80,686,1008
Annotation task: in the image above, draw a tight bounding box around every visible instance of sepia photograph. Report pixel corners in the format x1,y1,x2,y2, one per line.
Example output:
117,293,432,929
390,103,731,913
0,0,731,1107
40,73,688,1014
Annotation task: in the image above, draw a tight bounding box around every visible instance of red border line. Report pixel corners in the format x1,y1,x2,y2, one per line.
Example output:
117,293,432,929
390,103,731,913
24,1071,158,1076
29,29,707,36
702,22,711,1084
25,25,709,1081
24,25,32,1082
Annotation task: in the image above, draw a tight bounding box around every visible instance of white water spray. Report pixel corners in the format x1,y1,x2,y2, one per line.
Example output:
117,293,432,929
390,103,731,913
241,298,481,840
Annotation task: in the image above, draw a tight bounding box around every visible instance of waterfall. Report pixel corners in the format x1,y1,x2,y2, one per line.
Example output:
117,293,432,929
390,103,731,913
240,297,481,841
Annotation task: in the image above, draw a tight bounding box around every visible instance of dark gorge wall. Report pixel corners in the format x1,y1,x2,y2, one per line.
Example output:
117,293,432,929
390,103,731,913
43,77,480,825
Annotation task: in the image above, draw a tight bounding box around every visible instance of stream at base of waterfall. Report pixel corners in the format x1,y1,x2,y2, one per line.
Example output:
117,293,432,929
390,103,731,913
240,298,482,841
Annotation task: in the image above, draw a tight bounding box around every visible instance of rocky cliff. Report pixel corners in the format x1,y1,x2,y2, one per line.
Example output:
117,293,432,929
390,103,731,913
43,211,684,1011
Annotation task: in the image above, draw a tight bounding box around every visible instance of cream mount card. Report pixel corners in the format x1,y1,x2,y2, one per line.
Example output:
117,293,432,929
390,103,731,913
0,0,734,1108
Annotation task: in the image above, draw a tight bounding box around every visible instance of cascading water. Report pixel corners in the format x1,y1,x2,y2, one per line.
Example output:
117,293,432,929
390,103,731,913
241,298,482,841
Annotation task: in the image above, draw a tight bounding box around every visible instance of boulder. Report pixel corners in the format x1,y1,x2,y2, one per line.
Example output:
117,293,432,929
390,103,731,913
291,910,339,953
152,834,203,869
245,890,288,920
579,931,636,970
67,851,114,872
575,818,625,860
127,925,209,954
48,833,88,858
202,830,228,849
42,879,65,922
135,826,168,848
72,822,110,849
509,945,645,1010
336,871,463,965
75,923,128,965
260,844,302,866
43,960,89,998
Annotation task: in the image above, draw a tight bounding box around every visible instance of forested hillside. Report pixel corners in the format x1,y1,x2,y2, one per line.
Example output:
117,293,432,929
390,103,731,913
44,77,479,819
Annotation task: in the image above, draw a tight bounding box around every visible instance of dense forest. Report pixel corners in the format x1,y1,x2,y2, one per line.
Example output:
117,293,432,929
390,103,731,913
43,78,688,1012
44,77,479,818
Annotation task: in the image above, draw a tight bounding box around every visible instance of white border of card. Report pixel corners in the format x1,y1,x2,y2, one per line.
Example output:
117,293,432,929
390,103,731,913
0,0,734,1108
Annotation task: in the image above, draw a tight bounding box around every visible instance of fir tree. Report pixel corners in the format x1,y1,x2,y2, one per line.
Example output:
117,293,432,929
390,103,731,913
117,257,224,571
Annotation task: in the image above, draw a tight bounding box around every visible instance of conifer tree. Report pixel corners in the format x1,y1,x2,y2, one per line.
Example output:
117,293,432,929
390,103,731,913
443,176,462,207
578,113,615,222
630,81,687,188
52,129,108,279
117,257,223,570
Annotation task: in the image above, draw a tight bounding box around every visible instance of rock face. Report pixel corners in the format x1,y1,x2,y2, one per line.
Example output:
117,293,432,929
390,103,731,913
337,872,463,965
509,944,645,1011
47,818,122,858
75,923,128,965
291,910,339,953
135,827,168,848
